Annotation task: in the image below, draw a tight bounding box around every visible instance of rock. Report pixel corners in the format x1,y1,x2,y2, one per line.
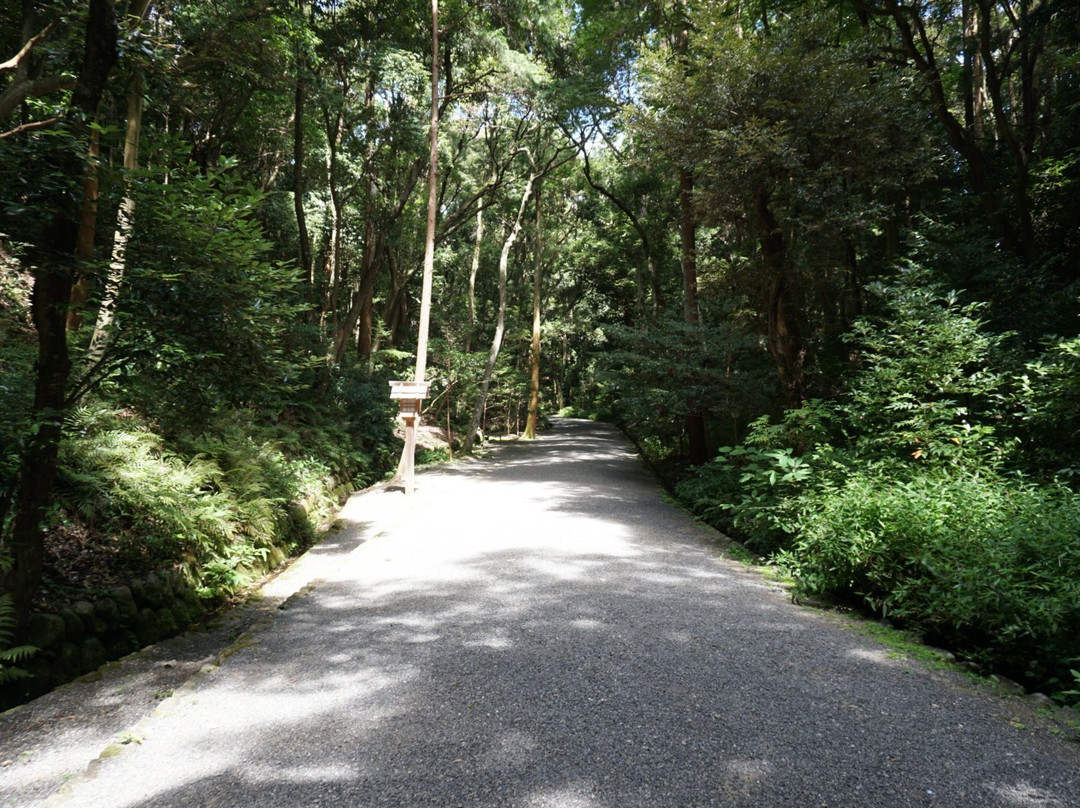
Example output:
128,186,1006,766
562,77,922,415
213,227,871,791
141,572,165,607
170,602,192,630
55,641,83,680
109,586,139,621
104,631,136,659
94,596,120,631
991,675,1026,696
57,608,84,642
72,600,97,634
180,589,205,619
80,637,107,672
129,577,147,607
160,568,183,597
136,607,162,645
156,606,177,635
23,613,66,650
1026,692,1057,709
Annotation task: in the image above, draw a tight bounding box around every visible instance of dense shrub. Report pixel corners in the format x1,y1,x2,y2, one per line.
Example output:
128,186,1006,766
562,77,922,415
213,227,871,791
778,470,1080,701
1015,335,1080,478
52,396,397,603
676,270,1080,703
592,314,773,464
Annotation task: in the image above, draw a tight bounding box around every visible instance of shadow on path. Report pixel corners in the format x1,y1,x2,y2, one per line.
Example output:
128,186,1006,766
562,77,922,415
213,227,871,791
6,419,1080,808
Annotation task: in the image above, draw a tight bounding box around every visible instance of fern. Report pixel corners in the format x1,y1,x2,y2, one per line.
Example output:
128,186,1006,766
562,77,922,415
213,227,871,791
0,594,37,684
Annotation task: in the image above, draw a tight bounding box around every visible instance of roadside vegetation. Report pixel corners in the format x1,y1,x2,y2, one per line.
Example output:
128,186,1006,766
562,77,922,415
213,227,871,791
3,0,1078,708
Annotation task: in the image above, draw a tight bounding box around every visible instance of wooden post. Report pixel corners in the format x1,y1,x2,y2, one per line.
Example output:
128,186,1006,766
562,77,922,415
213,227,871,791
389,381,430,495
402,410,418,496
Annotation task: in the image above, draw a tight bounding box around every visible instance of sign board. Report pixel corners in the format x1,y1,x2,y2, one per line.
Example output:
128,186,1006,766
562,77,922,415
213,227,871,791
389,380,430,495
389,380,431,400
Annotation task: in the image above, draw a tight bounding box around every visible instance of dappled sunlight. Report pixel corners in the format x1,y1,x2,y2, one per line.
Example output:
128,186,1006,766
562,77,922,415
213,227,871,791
478,729,541,768
524,782,604,808
718,757,773,795
29,418,1080,808
847,646,908,668
73,663,413,808
990,781,1067,807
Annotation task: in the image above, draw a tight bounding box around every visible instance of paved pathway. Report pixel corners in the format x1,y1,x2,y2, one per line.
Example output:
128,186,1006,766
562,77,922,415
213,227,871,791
2,418,1078,807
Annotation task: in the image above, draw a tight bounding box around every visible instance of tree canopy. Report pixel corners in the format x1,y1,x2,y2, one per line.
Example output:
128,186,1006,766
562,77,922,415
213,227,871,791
2,0,1079,705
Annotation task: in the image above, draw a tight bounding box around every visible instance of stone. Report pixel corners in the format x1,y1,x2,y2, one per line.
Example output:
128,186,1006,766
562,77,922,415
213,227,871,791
72,600,97,634
170,602,192,630
109,586,139,621
1026,692,1057,709
80,636,107,673
156,606,177,635
136,607,162,645
55,641,83,680
23,613,66,650
180,588,205,619
58,608,85,642
93,596,120,631
141,572,165,607
104,631,136,659
991,674,1026,696
129,577,147,607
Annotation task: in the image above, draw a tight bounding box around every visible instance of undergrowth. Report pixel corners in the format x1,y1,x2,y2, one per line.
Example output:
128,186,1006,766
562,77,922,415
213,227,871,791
47,395,397,605
673,270,1080,706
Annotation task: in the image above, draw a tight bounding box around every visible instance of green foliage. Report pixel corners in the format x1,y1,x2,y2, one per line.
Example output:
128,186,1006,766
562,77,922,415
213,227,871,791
1015,333,1080,477
592,314,771,461
0,588,37,685
778,470,1080,705
53,395,396,602
0,260,35,530
676,402,833,553
59,406,243,567
87,156,314,430
677,268,1080,702
841,268,1010,468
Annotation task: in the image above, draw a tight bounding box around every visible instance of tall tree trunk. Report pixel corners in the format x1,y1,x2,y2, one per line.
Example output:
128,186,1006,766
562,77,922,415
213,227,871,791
2,0,119,628
87,0,152,363
331,229,380,365
413,0,439,383
465,173,536,453
293,51,313,287
523,181,543,439
466,201,484,352
863,0,1033,259
66,126,101,331
680,167,708,465
356,75,381,364
755,185,804,410
392,0,440,482
321,107,345,356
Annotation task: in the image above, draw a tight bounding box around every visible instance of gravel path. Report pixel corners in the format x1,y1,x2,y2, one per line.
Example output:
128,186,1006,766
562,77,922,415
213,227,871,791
2,417,1078,807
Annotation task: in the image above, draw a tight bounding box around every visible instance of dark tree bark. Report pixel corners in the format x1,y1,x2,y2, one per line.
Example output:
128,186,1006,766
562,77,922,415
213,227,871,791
1,0,119,628
680,168,708,466
754,185,805,410
293,72,313,286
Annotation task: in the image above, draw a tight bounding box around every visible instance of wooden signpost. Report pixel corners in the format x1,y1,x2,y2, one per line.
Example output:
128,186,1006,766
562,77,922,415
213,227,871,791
389,380,431,495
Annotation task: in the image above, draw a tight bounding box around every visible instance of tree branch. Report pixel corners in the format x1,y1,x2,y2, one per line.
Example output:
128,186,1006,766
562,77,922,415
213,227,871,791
0,75,77,123
0,116,60,139
0,20,57,73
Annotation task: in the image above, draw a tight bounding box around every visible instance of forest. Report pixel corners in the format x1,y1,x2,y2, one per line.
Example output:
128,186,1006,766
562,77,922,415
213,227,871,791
1,0,1078,708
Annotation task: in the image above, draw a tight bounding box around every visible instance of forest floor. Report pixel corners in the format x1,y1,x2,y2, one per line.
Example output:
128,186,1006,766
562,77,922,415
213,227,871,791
1,418,1079,808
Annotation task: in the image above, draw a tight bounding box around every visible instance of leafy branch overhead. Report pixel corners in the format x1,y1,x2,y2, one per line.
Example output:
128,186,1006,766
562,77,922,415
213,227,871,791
0,0,1079,708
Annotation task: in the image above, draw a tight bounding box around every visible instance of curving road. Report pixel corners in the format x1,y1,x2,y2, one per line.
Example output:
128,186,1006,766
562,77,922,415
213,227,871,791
3,417,1079,807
